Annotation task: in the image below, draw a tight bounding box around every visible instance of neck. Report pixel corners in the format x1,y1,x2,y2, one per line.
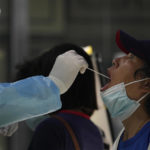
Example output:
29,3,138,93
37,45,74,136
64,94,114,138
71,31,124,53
122,106,150,141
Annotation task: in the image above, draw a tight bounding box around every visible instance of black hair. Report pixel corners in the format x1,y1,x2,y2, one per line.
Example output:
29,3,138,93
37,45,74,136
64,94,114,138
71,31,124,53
15,43,98,116
134,62,150,116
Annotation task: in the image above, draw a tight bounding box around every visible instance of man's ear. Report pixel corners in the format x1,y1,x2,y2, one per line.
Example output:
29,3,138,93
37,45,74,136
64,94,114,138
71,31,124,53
141,80,150,92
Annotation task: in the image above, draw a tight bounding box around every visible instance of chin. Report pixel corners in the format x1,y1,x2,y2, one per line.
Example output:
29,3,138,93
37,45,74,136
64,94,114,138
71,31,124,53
101,82,111,91
101,80,121,91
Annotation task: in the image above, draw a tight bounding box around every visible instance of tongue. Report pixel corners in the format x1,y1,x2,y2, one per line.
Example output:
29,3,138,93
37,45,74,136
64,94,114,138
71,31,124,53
100,83,109,91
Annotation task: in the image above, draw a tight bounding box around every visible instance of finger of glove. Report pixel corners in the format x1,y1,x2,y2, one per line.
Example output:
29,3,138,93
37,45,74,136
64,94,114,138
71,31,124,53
60,50,76,58
55,50,88,74
76,56,88,74
56,50,78,64
79,61,88,74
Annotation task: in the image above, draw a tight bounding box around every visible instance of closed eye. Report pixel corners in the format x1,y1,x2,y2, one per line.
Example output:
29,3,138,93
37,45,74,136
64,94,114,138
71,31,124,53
128,53,135,59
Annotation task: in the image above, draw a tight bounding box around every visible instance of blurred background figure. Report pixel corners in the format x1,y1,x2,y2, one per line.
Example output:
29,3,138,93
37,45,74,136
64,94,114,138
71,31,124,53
0,0,150,149
12,43,113,150
15,43,103,150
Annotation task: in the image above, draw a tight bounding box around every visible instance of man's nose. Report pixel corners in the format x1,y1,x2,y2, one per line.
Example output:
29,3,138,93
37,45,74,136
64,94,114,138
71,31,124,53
112,55,125,67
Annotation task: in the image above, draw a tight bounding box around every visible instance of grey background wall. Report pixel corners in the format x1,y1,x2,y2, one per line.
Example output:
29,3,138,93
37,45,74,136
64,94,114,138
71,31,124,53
1,0,150,79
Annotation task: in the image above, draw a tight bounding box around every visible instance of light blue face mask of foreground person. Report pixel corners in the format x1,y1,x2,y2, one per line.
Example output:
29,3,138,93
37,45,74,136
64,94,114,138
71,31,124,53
101,78,150,121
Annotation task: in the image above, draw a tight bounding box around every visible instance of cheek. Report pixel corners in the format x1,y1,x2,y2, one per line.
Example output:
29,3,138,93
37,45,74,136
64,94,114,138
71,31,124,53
112,65,135,83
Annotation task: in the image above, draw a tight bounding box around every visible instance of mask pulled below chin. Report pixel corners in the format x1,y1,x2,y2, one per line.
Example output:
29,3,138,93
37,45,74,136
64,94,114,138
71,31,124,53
101,81,149,121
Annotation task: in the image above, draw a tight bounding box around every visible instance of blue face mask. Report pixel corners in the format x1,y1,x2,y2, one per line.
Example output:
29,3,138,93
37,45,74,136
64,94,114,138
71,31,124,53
101,78,149,121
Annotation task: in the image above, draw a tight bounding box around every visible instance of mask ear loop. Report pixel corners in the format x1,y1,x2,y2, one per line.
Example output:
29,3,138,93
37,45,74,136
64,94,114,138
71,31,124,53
125,78,150,87
138,93,149,103
125,78,150,103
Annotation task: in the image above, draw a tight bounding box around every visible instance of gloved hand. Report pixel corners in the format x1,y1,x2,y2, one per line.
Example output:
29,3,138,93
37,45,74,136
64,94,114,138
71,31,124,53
0,123,18,136
49,50,88,94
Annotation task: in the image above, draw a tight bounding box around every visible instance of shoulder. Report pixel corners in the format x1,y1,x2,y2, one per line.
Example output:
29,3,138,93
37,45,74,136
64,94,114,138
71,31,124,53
29,117,66,150
35,117,66,135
